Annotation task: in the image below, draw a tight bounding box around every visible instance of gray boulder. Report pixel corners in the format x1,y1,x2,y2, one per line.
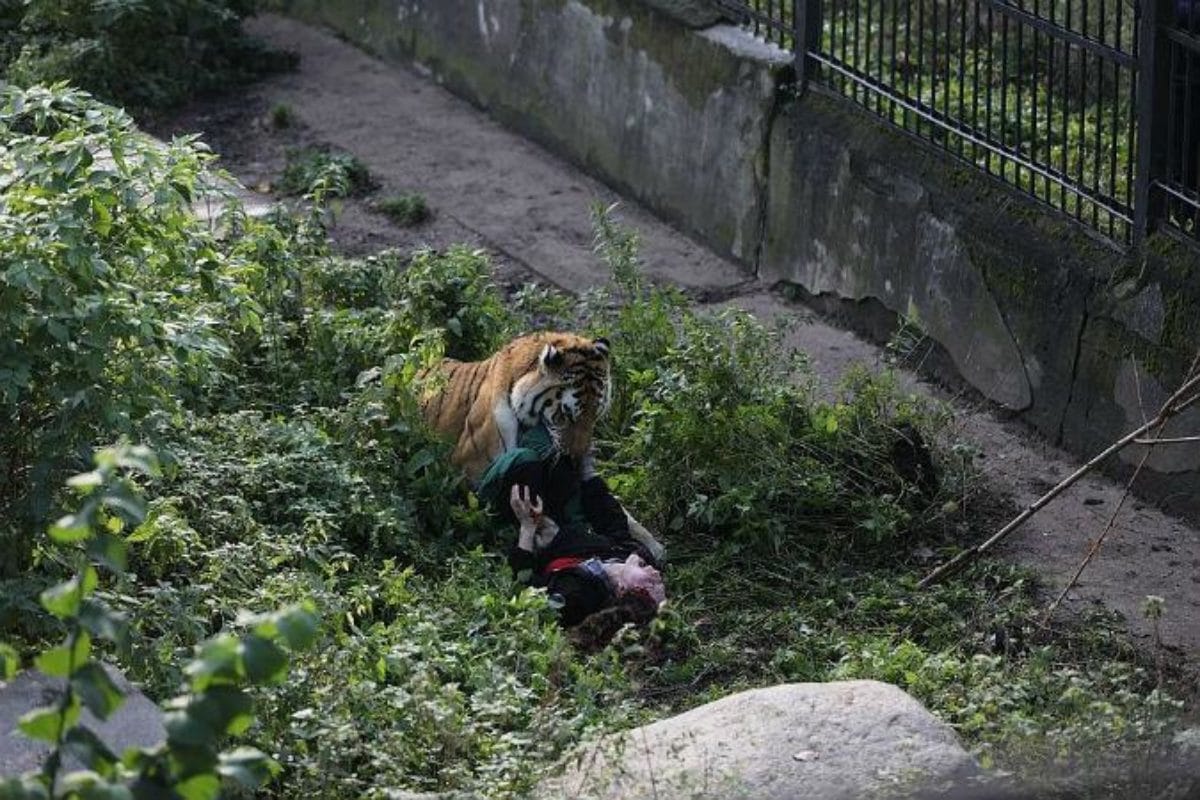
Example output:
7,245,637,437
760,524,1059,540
538,680,976,800
0,665,165,776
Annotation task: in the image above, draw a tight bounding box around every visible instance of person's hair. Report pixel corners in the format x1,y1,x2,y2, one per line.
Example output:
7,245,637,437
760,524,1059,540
567,591,659,651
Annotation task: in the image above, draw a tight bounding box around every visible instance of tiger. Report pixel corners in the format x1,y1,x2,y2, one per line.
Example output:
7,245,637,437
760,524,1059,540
420,331,666,563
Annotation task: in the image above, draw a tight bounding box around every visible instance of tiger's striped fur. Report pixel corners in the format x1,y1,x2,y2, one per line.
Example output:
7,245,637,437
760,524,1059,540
420,332,613,483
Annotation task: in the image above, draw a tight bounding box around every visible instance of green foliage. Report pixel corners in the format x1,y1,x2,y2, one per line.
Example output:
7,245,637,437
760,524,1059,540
376,193,430,226
0,0,295,111
0,85,261,575
278,146,374,198
269,102,295,130
586,204,942,556
0,445,316,800
254,553,632,798
2,90,1190,799
391,246,517,361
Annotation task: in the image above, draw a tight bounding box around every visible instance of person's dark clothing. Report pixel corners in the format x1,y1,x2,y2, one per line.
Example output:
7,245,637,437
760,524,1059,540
477,424,649,625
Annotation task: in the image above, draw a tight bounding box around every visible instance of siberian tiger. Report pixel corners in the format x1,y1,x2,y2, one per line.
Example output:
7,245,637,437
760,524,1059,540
420,331,665,562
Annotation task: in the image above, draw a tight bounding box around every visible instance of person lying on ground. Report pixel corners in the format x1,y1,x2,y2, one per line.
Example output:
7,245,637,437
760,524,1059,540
477,421,665,627
508,484,665,628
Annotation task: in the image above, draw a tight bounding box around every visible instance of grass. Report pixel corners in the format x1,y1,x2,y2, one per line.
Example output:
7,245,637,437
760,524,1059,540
270,102,296,129
376,193,431,226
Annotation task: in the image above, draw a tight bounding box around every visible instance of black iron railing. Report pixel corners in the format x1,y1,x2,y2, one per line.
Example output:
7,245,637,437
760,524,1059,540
1153,7,1200,241
716,0,1200,249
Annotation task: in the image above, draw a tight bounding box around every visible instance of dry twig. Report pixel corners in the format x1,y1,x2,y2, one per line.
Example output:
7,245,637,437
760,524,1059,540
919,354,1200,589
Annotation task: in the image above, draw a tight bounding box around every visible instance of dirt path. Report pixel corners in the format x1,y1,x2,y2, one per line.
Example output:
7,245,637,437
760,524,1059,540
159,13,1200,663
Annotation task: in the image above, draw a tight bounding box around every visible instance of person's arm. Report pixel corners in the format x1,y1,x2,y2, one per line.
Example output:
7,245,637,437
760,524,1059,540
507,484,543,576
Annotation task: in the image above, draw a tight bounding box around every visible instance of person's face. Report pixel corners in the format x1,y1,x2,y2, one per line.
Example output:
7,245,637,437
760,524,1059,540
604,553,665,605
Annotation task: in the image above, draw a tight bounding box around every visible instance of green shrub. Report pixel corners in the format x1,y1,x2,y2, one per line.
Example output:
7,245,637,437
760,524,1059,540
0,0,295,111
278,146,374,198
0,444,317,800
583,205,944,557
376,193,430,226
390,246,517,361
0,85,261,575
270,102,296,129
253,552,633,798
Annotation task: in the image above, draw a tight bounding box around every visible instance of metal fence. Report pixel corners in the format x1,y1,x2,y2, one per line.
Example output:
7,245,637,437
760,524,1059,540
715,0,1200,249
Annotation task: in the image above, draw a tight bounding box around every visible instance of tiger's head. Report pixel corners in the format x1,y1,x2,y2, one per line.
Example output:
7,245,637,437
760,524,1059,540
509,333,612,461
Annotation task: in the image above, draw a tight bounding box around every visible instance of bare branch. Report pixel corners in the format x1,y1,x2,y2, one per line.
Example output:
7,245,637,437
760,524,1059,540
918,353,1200,589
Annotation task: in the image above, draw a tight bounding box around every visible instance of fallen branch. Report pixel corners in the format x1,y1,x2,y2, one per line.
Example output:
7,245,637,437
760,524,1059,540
1039,427,1159,626
1132,434,1200,445
918,363,1200,589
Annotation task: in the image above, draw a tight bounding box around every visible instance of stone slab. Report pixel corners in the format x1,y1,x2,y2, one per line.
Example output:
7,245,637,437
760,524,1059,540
0,665,164,776
537,681,976,800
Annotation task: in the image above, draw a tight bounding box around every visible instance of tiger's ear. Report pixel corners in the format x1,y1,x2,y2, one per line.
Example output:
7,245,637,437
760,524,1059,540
541,344,564,370
593,337,611,356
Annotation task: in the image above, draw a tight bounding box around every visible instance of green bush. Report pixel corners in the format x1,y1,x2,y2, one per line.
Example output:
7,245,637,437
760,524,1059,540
0,85,261,575
0,444,317,800
253,553,632,798
390,246,517,361
376,193,430,226
582,205,943,557
278,146,374,198
0,0,294,111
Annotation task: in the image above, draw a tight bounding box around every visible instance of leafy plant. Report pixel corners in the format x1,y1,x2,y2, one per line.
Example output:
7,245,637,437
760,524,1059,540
0,84,261,576
278,146,374,198
269,102,295,129
376,193,430,226
0,444,317,800
0,0,295,111
389,246,517,361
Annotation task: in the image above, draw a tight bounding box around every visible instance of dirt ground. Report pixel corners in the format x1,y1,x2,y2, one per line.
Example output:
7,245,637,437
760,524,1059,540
155,13,1200,667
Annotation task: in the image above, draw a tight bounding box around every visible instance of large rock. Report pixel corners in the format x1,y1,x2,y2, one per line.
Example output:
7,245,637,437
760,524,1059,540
0,665,165,776
538,680,976,799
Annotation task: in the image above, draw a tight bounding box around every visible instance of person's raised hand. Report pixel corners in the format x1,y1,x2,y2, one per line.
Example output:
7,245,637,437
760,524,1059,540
509,484,543,529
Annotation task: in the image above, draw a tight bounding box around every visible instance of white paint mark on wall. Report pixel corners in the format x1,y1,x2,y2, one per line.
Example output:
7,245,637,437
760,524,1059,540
478,1,489,44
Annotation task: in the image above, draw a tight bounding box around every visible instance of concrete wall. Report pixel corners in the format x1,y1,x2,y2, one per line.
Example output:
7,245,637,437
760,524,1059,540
282,0,1200,517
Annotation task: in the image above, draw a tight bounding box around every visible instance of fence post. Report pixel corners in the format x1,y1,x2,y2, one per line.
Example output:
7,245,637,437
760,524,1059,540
793,0,822,89
1133,0,1172,246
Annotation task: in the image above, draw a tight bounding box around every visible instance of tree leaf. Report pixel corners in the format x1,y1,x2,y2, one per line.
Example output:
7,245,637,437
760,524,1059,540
272,605,318,651
217,747,280,789
40,567,98,618
238,637,286,684
184,636,239,691
186,686,252,737
78,600,128,644
18,698,81,743
0,642,19,681
173,774,220,800
35,633,90,678
86,532,128,573
49,514,91,544
72,663,125,721
163,710,216,748
0,775,51,799
62,725,119,777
